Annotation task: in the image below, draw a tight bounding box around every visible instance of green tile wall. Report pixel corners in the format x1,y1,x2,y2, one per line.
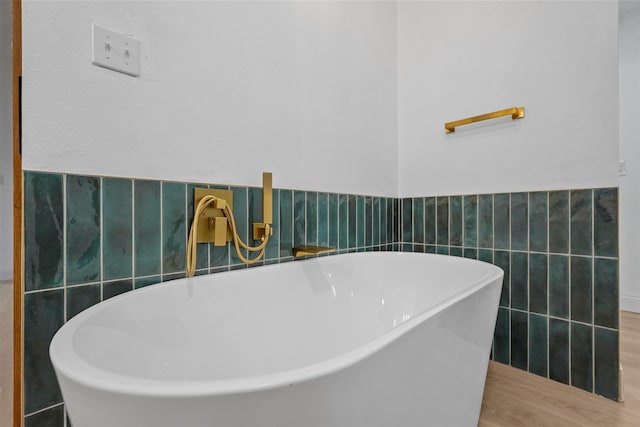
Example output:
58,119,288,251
23,171,619,426
400,188,620,401
22,171,400,424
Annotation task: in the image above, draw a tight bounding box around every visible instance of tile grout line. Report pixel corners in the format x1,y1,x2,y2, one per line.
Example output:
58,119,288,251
132,180,136,289
546,191,551,380
591,189,596,393
160,181,164,278
100,177,104,302
568,191,573,387
62,174,67,323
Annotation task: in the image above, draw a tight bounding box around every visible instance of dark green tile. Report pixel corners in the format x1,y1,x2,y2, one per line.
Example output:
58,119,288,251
511,252,528,311
279,190,293,258
571,256,592,323
493,307,510,364
549,318,570,385
103,178,133,280
365,196,373,247
436,197,449,246
186,184,208,270
393,199,401,243
529,192,548,252
66,175,100,285
163,272,186,281
594,327,619,400
266,189,280,260
412,198,424,244
594,258,618,329
478,249,493,264
230,186,248,264
529,314,548,377
511,310,528,370
24,290,64,414
318,193,329,247
380,198,388,245
413,244,425,253
511,193,528,251
424,197,436,245
329,193,339,248
594,188,618,257
402,198,413,243
24,172,63,291
425,245,436,254
306,192,318,246
436,246,449,255
248,187,264,249
478,194,493,248
494,251,510,307
549,191,569,253
25,404,64,427
494,193,510,249
529,253,547,315
135,275,161,289
103,279,133,300
135,180,161,277
571,322,593,393
357,196,365,247
402,243,413,252
66,284,100,320
463,248,477,259
571,190,593,255
450,196,462,247
211,243,229,269
549,255,570,319
463,195,477,248
348,195,357,248
450,247,462,257
373,197,381,245
339,194,348,249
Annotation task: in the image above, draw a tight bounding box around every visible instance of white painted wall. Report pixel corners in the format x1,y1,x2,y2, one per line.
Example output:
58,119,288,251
397,1,619,197
22,0,398,197
619,1,640,313
0,0,13,281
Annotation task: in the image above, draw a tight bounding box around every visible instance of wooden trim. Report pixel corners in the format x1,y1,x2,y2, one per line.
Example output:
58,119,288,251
12,0,23,426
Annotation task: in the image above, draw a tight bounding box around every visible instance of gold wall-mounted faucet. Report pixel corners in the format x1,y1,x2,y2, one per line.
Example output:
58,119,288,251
186,172,274,276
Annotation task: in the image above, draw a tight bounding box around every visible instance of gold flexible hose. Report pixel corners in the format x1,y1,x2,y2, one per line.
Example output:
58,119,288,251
186,195,271,277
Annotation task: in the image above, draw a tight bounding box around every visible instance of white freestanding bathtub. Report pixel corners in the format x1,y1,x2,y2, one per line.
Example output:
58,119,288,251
50,252,503,427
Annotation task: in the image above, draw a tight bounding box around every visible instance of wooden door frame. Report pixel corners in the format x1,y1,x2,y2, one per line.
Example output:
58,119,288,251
12,0,23,426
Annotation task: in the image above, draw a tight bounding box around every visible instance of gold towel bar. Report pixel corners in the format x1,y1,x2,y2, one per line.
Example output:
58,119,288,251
293,246,336,258
445,107,524,134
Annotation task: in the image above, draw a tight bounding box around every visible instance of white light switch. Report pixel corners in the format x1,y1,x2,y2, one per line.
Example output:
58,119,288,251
92,24,140,77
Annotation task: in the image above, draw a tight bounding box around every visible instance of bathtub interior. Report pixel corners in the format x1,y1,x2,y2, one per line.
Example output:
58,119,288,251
54,253,502,390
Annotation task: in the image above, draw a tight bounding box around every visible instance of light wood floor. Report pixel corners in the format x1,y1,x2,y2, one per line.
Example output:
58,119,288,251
0,280,12,427
479,310,640,426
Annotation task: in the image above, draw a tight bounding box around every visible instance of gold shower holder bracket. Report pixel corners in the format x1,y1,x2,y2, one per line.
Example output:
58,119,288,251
194,187,233,246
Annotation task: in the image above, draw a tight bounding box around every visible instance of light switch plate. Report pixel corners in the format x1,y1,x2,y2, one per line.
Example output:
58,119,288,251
619,161,627,176
92,24,140,77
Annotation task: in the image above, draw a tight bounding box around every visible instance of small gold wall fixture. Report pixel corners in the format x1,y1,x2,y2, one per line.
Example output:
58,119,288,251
253,172,274,240
445,106,525,134
293,246,337,258
194,188,233,246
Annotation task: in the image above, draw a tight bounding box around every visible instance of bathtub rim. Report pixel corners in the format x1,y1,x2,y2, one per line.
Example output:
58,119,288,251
50,252,503,398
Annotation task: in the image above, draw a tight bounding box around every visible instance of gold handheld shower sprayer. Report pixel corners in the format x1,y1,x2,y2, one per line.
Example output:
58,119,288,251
186,172,274,277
